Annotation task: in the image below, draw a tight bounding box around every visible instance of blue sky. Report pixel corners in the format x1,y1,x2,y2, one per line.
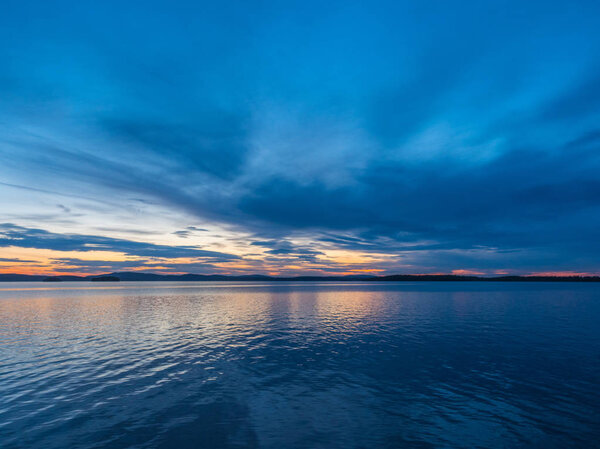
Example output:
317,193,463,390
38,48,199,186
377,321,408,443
1,0,600,275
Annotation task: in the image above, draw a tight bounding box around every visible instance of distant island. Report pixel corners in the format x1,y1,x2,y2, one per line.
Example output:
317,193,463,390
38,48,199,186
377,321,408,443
2,272,599,282
42,276,63,282
90,276,120,282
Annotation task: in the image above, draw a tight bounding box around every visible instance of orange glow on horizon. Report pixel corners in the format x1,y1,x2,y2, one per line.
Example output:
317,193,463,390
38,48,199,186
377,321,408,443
1,245,598,278
2,266,599,277
451,269,486,275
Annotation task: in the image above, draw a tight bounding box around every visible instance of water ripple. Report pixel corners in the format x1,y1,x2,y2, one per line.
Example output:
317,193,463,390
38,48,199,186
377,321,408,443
1,282,599,448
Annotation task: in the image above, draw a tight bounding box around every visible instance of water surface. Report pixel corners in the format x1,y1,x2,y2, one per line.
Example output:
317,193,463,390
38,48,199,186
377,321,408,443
1,282,599,448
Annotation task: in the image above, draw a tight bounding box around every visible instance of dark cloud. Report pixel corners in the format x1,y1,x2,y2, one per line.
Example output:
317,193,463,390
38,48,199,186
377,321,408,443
0,224,240,261
173,226,211,238
99,115,250,180
0,257,37,263
249,239,325,263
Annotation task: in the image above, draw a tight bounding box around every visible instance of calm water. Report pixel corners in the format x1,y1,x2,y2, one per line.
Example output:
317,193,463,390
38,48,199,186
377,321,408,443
1,282,599,448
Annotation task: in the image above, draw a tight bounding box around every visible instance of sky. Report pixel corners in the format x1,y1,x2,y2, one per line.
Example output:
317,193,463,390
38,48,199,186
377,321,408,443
1,0,600,276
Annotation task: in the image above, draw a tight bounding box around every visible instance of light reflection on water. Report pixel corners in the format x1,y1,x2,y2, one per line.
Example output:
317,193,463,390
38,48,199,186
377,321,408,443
1,282,599,448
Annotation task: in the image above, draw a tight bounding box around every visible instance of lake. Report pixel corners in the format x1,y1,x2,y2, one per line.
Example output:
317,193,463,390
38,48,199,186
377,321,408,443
1,282,599,448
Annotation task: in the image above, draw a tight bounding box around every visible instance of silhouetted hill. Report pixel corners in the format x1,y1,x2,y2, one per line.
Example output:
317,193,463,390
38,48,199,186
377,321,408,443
42,275,88,282
107,272,373,282
43,276,62,282
108,272,167,281
492,275,600,282
0,272,599,282
90,276,120,282
372,274,481,282
0,274,46,281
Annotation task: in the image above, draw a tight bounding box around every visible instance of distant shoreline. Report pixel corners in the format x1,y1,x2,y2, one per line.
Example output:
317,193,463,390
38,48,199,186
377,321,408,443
1,273,599,282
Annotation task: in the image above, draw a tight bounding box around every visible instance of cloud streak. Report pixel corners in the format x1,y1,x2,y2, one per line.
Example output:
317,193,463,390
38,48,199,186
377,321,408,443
0,224,239,260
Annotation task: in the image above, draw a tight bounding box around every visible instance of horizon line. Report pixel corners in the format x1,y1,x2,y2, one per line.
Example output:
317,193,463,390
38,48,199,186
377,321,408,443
2,271,600,281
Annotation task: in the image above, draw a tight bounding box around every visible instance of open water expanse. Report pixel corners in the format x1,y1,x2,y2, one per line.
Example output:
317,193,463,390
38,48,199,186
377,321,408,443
1,281,599,448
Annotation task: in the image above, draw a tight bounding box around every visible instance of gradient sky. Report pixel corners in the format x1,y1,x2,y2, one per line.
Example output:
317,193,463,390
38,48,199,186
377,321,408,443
2,0,600,276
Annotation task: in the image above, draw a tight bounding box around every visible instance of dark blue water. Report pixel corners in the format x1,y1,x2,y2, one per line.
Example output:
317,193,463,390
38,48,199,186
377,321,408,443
1,282,599,448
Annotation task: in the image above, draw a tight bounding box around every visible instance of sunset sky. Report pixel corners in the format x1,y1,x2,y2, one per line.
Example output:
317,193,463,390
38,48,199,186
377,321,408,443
2,0,600,276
